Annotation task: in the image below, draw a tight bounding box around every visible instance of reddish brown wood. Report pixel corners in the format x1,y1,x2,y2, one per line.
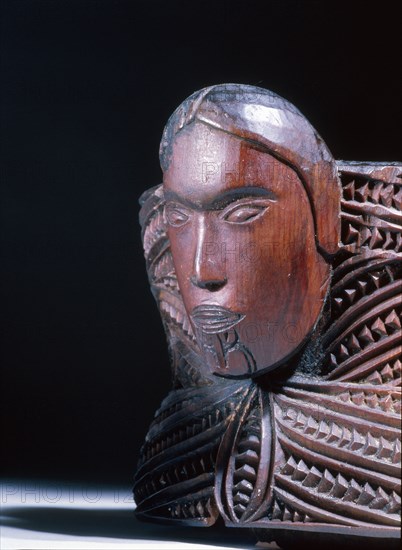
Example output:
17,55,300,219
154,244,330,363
133,85,401,548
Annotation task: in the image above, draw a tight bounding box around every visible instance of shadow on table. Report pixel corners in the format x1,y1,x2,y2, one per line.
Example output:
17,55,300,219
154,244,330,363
0,505,260,548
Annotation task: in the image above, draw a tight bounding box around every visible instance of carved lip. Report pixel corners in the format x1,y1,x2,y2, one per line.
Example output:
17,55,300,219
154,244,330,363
191,305,245,334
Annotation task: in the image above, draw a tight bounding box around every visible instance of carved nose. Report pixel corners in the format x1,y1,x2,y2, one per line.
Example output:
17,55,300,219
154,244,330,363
190,276,227,292
192,214,227,292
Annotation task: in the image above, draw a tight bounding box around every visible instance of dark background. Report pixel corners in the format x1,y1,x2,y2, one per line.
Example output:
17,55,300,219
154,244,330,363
1,0,400,484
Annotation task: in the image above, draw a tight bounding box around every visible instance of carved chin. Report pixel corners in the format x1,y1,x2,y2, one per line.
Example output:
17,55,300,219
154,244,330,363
196,318,315,379
195,326,257,377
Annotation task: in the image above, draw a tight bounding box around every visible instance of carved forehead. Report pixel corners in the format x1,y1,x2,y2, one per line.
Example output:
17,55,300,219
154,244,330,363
159,84,341,255
163,121,307,207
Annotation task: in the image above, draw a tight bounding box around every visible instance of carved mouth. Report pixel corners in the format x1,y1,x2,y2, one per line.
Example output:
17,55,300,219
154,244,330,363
191,305,245,334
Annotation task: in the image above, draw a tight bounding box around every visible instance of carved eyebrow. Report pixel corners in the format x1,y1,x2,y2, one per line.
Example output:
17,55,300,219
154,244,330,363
164,186,276,211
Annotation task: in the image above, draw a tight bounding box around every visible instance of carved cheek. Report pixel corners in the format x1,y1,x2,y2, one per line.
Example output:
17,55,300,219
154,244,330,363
167,226,194,290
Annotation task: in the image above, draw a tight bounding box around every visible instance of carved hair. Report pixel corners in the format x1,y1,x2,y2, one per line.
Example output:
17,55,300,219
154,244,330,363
160,83,341,256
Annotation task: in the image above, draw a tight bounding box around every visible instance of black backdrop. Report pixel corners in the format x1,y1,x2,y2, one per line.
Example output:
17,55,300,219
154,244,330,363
1,0,400,484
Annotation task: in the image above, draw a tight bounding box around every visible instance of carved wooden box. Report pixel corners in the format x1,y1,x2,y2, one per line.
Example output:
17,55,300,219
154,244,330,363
133,85,401,548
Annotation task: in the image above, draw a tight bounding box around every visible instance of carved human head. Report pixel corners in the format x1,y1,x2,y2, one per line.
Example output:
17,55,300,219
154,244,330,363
160,84,341,377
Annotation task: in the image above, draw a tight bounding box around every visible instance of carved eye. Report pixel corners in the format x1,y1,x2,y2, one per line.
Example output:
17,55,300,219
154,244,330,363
165,204,190,227
222,202,271,224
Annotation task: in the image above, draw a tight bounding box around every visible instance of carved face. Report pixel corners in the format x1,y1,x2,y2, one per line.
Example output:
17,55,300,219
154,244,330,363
163,121,330,377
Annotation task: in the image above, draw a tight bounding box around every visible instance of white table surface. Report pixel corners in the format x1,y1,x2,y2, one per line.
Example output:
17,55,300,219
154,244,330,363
1,480,274,550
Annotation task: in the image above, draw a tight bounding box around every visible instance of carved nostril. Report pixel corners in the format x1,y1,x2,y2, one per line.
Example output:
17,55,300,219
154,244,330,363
190,276,227,292
204,280,227,292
